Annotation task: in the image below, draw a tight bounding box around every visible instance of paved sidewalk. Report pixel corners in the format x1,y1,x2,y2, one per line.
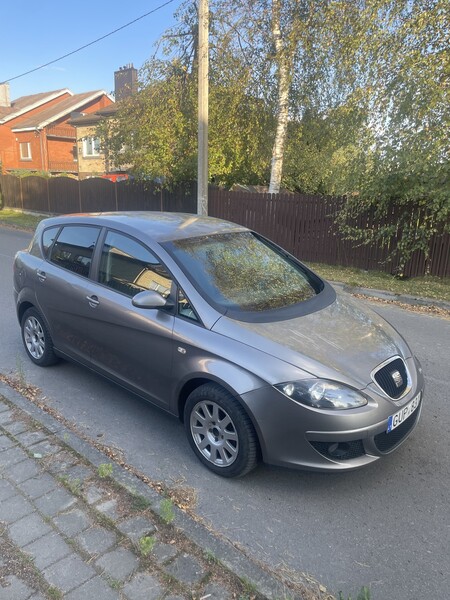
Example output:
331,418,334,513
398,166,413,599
0,383,317,600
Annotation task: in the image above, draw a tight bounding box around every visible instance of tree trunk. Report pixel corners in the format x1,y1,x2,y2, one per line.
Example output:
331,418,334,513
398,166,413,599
269,0,292,194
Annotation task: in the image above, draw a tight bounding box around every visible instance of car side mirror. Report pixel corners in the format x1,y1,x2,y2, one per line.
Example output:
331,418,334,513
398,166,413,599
132,290,168,309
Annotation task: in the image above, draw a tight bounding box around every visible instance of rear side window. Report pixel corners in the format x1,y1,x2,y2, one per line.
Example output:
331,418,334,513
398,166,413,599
50,225,100,278
99,231,172,298
42,226,60,258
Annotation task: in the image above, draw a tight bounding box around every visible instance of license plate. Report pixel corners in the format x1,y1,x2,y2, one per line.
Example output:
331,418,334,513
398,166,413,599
387,393,421,433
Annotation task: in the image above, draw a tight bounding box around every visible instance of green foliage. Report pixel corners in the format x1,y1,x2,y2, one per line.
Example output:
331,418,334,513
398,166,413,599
9,169,52,178
97,0,448,271
334,0,449,273
97,463,114,478
98,58,273,187
339,586,371,600
159,498,175,524
139,535,156,556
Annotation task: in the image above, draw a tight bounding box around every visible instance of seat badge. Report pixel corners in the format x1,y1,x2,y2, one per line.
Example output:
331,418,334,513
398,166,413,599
391,370,403,388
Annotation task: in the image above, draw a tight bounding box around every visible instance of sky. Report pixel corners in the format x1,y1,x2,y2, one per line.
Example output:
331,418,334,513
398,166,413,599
1,0,181,100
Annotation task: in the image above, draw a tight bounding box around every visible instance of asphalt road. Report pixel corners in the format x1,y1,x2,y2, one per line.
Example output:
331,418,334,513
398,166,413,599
1,226,449,600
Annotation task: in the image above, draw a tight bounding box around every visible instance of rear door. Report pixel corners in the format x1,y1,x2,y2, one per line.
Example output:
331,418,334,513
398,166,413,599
35,224,102,364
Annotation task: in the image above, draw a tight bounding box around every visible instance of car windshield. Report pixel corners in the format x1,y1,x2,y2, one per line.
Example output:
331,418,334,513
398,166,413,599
166,231,320,312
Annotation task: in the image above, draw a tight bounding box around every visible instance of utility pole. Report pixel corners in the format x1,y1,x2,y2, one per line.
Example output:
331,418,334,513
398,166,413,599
197,0,209,215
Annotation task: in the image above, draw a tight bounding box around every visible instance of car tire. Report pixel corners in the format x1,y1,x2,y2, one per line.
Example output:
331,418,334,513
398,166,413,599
184,383,259,477
21,307,58,367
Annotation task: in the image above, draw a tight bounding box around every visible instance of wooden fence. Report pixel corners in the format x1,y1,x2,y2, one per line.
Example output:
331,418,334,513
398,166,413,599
1,174,448,278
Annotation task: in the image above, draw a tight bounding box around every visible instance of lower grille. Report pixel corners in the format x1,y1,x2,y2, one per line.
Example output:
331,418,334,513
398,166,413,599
310,440,365,461
374,403,420,452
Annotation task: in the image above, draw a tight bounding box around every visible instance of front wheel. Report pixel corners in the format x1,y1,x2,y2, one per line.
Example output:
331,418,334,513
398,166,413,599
21,307,58,367
184,383,259,477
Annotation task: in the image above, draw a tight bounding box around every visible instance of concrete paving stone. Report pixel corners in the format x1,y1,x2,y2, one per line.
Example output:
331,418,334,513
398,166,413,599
0,494,34,524
18,473,58,499
0,446,28,469
8,512,53,548
202,582,233,600
34,487,77,517
28,594,45,600
95,547,139,581
42,553,96,594
27,439,61,457
0,478,17,502
0,401,10,412
23,531,72,570
84,484,107,505
0,574,35,600
95,498,119,520
45,451,79,475
0,410,14,425
2,421,29,436
122,572,164,600
117,515,157,544
4,459,41,484
53,508,92,537
65,576,120,600
151,541,178,565
75,526,117,556
15,430,47,448
0,434,16,452
164,553,206,587
64,463,93,483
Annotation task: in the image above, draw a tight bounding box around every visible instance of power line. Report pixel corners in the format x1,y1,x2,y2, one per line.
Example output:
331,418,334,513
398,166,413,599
1,0,176,85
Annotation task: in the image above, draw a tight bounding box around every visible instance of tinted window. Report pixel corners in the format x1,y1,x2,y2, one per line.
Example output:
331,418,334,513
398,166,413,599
99,231,172,299
50,226,100,277
42,226,60,258
168,232,318,312
178,287,199,322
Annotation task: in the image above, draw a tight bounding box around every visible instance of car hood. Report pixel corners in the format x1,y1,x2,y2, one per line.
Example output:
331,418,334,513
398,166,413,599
211,293,411,388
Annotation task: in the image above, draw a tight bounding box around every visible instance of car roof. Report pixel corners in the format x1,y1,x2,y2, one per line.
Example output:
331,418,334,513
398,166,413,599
38,212,249,242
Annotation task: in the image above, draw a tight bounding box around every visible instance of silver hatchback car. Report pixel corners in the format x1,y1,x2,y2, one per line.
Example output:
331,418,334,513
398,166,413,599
14,212,424,477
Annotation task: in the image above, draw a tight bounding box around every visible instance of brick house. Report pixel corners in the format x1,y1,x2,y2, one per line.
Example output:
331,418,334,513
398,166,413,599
69,64,137,179
0,84,113,174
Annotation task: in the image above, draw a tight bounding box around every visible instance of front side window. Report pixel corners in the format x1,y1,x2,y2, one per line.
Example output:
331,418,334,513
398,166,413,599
19,142,32,160
82,136,101,157
99,231,172,299
50,225,100,277
167,232,320,314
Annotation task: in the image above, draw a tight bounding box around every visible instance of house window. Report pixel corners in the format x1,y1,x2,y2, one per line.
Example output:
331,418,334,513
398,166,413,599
82,137,101,157
19,142,32,160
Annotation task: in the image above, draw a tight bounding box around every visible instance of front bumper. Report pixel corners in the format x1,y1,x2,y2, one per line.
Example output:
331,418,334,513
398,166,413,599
241,361,424,472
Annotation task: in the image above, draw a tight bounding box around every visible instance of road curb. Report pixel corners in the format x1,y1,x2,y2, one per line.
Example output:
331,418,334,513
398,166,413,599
330,281,450,311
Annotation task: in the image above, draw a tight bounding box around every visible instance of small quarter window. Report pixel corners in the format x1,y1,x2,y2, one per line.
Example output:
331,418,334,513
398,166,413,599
178,288,199,322
50,225,100,277
99,231,172,299
41,226,60,258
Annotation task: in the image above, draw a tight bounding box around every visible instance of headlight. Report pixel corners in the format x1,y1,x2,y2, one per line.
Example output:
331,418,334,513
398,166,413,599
274,379,368,410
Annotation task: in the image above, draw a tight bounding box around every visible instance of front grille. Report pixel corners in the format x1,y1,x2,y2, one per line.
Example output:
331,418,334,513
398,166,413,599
374,403,420,452
310,440,365,461
373,357,408,399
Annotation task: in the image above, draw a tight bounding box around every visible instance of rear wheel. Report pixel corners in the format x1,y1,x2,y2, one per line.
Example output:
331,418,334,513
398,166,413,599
21,307,58,367
184,383,259,477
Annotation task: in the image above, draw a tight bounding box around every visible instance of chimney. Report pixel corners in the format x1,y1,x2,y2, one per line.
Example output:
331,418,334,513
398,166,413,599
0,82,11,108
114,64,138,101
